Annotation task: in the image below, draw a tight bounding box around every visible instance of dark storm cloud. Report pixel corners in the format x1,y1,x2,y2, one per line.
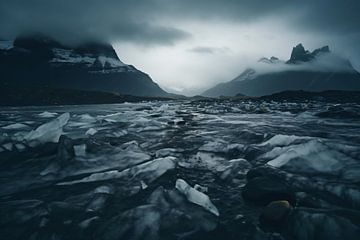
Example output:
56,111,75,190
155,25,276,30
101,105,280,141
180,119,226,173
0,0,359,44
164,0,360,34
0,0,191,45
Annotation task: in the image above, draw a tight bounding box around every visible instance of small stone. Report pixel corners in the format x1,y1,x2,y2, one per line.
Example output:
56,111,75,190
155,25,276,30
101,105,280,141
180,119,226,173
260,200,293,228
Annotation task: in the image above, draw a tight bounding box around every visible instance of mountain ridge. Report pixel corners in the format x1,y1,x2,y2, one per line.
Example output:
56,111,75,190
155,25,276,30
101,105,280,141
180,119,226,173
202,43,360,97
0,34,170,98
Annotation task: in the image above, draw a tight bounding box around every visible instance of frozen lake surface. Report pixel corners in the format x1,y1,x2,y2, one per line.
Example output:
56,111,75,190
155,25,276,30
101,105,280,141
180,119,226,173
0,100,360,240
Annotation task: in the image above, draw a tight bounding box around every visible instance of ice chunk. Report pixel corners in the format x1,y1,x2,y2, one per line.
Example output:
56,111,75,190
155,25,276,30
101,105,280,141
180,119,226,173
2,123,28,130
113,130,127,137
175,179,219,216
74,144,86,157
219,158,251,180
121,140,140,150
266,140,353,174
157,103,169,112
259,134,312,147
86,185,115,212
93,185,115,195
155,148,178,158
15,143,26,151
38,111,58,118
289,209,360,239
79,114,96,122
97,185,218,240
194,184,208,193
140,180,148,190
25,113,70,147
2,143,13,151
199,141,244,154
79,216,99,229
98,205,161,240
58,157,177,185
85,128,98,136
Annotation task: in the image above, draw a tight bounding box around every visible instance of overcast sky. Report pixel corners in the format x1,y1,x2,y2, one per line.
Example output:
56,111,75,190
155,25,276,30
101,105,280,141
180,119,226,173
1,0,360,95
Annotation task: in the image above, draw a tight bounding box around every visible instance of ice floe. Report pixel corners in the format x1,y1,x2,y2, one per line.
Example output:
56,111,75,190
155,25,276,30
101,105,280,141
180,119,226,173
2,123,28,130
2,143,13,151
219,158,252,181
86,185,115,212
259,134,313,147
199,140,244,154
155,148,179,158
175,179,219,216
266,140,354,174
74,144,86,157
38,111,58,118
58,157,177,185
85,128,98,136
24,113,70,147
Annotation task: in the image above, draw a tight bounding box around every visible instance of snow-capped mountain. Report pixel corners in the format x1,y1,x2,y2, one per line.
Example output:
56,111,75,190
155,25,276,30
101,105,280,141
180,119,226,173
202,44,360,97
0,34,168,97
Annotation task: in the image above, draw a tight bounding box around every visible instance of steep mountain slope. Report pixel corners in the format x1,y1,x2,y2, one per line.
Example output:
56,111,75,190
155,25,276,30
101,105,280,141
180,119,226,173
203,44,360,97
0,34,168,97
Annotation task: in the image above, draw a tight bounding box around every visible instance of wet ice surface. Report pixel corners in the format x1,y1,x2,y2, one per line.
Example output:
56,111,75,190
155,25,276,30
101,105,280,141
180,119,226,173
0,100,360,240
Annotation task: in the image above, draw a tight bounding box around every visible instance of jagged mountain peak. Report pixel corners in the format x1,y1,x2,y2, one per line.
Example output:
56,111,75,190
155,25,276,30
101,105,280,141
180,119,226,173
288,43,312,63
233,68,256,82
203,43,360,97
287,43,331,64
258,56,280,64
311,45,330,57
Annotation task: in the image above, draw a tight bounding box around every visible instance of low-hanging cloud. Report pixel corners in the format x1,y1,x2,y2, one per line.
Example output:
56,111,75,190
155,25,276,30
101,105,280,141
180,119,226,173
252,53,356,76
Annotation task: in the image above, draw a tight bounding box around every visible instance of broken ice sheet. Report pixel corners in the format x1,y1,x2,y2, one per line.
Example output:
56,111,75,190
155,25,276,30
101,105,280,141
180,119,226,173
58,156,178,185
175,179,219,216
24,113,70,147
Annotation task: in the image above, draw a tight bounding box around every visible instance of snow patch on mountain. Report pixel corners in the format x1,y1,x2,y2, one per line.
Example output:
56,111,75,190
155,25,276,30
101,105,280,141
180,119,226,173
50,48,126,68
51,48,96,65
98,56,125,67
